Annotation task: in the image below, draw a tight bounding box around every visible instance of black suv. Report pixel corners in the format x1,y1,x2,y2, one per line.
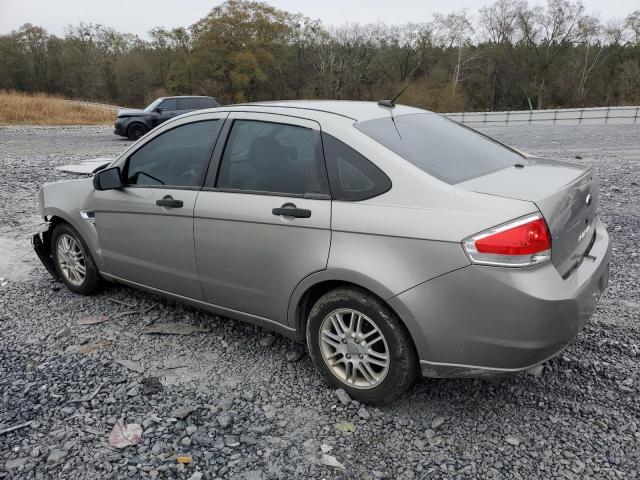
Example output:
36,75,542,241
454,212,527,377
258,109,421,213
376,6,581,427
114,96,220,140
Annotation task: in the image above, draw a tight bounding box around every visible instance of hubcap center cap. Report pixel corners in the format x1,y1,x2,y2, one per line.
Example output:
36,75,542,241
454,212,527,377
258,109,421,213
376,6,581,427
345,341,360,356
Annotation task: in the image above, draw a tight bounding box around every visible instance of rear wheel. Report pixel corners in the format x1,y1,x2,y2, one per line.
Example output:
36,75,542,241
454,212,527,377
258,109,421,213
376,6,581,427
127,122,147,141
51,223,104,295
306,287,418,404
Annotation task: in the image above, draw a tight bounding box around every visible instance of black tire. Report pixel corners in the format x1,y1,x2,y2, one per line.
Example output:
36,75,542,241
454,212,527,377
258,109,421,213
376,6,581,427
306,287,418,404
127,122,147,141
51,222,105,295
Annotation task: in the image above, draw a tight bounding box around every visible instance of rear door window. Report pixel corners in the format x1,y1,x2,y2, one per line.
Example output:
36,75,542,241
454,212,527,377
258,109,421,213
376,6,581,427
177,98,198,110
355,113,523,184
321,133,391,201
216,120,329,196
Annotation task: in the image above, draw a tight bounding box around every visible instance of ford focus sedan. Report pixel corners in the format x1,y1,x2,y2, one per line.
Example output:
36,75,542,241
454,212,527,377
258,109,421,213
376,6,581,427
33,101,611,403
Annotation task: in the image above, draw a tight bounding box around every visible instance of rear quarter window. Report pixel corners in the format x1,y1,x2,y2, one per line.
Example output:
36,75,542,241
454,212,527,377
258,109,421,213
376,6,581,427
198,97,219,108
355,113,523,184
321,133,391,201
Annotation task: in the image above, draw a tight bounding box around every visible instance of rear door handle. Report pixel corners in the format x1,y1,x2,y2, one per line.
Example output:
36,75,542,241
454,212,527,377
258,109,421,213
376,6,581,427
272,206,311,218
156,196,183,208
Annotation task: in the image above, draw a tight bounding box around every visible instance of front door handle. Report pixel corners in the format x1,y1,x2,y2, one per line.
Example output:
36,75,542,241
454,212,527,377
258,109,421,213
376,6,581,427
272,204,311,218
156,196,183,208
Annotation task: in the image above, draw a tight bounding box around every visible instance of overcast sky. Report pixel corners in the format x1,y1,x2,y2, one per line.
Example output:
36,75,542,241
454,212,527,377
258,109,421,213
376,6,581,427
0,0,637,38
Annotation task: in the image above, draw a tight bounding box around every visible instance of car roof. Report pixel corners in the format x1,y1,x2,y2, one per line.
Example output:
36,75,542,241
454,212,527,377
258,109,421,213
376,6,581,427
229,100,429,122
161,95,215,100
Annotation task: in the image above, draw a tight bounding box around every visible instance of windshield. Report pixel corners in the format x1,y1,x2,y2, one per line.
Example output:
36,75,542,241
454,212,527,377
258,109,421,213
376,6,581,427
144,98,163,112
355,113,523,184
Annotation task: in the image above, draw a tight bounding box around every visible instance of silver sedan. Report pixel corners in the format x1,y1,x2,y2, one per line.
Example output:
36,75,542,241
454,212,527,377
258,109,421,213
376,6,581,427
33,101,611,403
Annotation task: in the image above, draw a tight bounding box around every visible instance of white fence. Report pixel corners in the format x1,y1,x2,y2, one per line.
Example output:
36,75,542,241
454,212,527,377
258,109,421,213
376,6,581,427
444,106,640,126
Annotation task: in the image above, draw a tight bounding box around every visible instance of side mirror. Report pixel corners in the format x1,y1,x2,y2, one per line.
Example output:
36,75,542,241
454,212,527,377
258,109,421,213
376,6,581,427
155,106,164,113
93,166,123,191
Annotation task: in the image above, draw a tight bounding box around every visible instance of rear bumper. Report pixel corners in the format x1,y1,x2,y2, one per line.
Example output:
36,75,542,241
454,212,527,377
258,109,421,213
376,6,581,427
389,216,611,377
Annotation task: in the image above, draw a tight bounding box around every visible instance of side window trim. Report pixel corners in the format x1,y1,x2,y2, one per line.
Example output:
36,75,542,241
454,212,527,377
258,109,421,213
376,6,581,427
122,119,225,191
203,116,331,200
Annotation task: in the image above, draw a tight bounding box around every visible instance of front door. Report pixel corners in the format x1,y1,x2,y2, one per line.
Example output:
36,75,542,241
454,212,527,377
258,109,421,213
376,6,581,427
194,112,332,323
93,117,224,299
153,98,182,128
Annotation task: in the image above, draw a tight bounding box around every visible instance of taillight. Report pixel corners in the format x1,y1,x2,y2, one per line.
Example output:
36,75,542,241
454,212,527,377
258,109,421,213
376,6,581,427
462,214,551,267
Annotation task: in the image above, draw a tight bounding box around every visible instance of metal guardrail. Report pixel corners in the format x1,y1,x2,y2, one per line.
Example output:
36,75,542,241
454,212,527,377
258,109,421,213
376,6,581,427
444,106,640,126
63,99,120,111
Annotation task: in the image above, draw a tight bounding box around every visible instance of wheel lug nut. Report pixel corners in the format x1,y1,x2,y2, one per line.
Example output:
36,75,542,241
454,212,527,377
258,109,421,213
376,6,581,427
346,354,351,359
358,353,363,359
341,339,347,344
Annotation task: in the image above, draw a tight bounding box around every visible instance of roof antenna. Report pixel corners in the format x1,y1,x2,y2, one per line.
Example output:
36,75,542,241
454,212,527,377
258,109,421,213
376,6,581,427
377,67,420,108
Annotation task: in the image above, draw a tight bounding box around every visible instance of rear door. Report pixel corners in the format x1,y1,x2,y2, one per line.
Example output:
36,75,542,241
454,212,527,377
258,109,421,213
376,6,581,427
93,115,225,298
194,112,331,323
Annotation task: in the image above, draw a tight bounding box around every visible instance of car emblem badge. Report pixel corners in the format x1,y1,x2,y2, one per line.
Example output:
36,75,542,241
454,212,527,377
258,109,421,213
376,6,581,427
585,193,593,207
578,224,590,243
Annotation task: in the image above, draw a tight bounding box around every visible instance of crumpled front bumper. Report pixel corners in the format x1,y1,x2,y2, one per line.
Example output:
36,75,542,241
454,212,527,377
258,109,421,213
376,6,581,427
32,224,59,279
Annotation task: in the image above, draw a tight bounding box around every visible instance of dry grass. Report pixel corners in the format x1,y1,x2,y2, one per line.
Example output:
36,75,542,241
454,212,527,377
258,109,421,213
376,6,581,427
0,90,116,126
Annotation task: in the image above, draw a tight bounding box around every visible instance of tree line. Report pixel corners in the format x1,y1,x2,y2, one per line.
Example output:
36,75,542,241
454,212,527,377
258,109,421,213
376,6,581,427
1,0,639,112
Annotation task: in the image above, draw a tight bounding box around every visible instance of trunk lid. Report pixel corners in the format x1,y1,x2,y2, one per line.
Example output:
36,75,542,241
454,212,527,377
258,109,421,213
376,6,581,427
459,158,598,277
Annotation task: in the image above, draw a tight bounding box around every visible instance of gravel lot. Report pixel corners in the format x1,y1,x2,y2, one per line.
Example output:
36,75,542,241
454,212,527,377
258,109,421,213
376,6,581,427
0,124,638,479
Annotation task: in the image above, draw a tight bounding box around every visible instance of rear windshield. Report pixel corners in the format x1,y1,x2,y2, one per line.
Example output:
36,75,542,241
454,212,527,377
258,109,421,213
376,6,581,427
355,113,523,184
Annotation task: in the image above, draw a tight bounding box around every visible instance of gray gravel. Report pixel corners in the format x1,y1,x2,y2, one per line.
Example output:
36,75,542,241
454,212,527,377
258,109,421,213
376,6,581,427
0,124,639,479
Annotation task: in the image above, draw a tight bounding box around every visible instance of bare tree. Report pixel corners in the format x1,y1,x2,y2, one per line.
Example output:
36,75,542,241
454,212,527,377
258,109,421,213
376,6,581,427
479,0,525,44
516,0,585,109
16,24,50,90
625,10,640,45
433,11,475,97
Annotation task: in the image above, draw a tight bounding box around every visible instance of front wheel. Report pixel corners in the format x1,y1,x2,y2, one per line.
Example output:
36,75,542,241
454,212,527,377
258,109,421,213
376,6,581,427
127,123,148,141
306,287,418,404
51,223,104,295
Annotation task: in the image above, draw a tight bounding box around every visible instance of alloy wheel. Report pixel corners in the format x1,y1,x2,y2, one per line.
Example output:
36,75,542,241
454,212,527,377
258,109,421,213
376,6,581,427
56,234,86,286
319,308,390,389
